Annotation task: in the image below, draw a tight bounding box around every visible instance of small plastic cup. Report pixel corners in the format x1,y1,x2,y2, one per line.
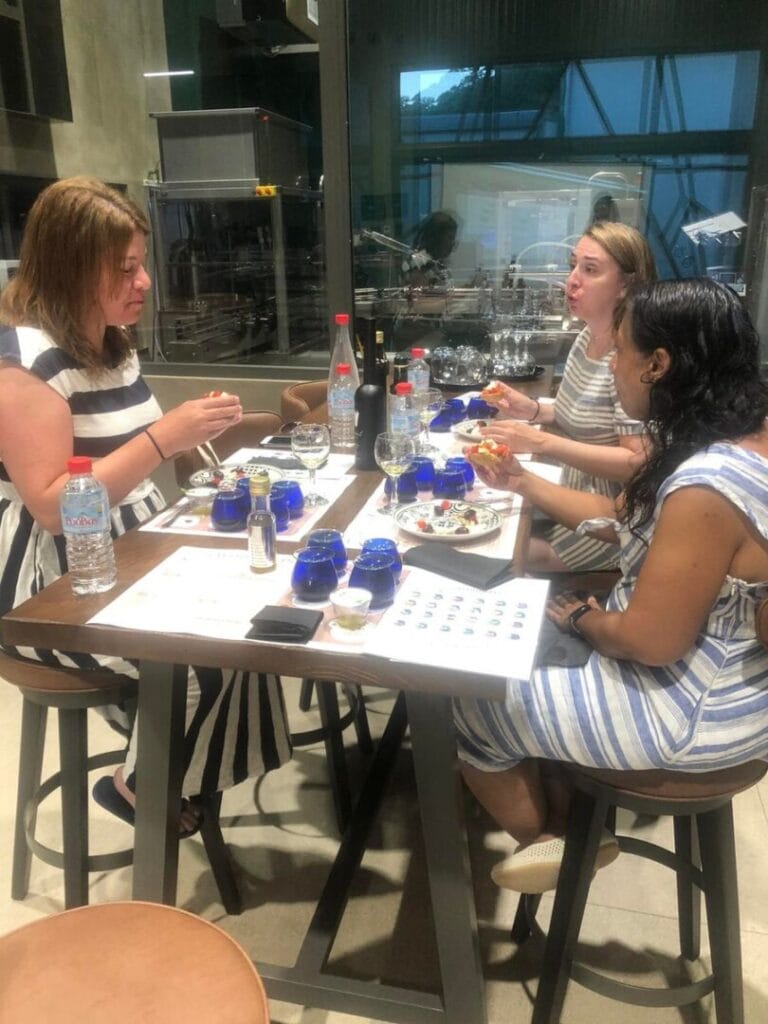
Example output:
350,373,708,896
330,587,372,631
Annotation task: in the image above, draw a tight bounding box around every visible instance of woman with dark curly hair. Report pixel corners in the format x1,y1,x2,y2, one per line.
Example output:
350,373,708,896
455,278,768,893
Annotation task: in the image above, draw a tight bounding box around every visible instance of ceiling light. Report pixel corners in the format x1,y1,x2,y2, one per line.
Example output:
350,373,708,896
143,70,195,78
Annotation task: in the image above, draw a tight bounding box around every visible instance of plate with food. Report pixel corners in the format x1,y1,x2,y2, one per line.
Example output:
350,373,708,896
452,418,492,442
395,500,501,543
185,462,284,494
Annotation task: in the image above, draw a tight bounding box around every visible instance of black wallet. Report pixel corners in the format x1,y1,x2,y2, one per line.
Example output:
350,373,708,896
246,605,324,644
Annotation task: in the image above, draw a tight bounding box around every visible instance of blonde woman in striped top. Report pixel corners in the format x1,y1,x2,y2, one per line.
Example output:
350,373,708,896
481,222,656,572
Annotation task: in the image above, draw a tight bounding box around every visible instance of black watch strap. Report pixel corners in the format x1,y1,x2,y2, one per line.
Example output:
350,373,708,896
567,603,593,637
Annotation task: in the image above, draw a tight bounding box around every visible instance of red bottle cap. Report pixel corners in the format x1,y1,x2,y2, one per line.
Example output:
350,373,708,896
394,382,413,395
411,348,426,358
334,313,349,325
67,456,92,474
336,363,351,375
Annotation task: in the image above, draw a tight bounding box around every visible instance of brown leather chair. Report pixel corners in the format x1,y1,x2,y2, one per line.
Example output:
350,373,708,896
174,409,284,489
280,379,328,426
0,901,270,1023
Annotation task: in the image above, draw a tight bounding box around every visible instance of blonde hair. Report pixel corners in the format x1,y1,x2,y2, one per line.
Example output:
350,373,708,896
582,221,657,328
0,176,149,371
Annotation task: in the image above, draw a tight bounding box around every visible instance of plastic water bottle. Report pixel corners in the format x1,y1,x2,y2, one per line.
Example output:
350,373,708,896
407,347,430,395
329,313,360,391
59,456,116,595
328,362,356,448
389,381,420,440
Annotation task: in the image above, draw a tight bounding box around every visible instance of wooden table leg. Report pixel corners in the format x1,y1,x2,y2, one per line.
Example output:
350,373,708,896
132,661,187,904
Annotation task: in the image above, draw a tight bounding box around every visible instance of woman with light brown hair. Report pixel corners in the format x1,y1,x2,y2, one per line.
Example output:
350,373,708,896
481,221,657,571
0,177,291,831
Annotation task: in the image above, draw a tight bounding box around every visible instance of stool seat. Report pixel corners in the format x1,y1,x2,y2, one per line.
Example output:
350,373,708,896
0,650,133,697
0,901,269,1024
576,759,767,802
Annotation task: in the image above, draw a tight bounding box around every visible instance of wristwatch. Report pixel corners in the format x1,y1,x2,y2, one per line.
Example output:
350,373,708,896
567,603,593,637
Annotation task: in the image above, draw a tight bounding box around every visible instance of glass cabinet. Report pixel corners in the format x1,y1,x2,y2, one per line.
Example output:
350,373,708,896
146,180,327,365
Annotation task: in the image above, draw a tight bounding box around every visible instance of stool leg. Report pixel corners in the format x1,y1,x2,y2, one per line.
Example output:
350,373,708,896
316,680,352,834
532,788,607,1024
674,814,701,960
58,707,90,908
197,792,243,916
299,678,314,712
344,684,373,755
12,698,47,900
511,893,542,944
697,803,745,1024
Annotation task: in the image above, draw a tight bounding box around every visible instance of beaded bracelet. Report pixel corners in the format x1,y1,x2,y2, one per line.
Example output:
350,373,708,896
144,427,166,461
527,397,541,424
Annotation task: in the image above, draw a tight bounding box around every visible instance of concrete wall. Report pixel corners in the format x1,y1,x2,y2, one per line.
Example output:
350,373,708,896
0,0,171,202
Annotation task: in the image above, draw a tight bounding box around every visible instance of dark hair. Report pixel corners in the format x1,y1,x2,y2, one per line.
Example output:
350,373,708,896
413,211,458,261
622,278,768,532
0,176,148,372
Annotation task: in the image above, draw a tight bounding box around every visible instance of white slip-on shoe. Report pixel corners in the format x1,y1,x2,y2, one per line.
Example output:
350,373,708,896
490,829,620,894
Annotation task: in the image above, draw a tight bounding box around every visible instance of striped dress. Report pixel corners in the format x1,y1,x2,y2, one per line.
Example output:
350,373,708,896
545,327,645,571
455,443,768,774
0,325,291,796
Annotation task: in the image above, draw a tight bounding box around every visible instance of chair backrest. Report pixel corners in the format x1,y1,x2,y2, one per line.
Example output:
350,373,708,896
280,379,328,425
0,901,270,1023
174,409,284,488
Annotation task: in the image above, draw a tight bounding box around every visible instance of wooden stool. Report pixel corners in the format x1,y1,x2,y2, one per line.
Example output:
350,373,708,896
294,679,373,833
2,650,135,909
2,650,242,915
0,901,270,1023
514,760,767,1024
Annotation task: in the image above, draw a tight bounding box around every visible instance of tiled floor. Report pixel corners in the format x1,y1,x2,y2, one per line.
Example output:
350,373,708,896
2,676,768,1023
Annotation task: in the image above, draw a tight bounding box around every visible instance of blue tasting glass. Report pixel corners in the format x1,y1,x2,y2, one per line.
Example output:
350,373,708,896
349,552,396,610
307,529,347,575
268,491,291,532
291,548,338,602
360,537,403,581
433,468,467,501
210,487,249,531
410,456,436,492
384,468,418,503
270,479,304,519
445,456,475,489
466,396,497,419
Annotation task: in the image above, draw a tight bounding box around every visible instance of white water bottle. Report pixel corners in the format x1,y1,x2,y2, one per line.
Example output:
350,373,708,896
329,312,360,391
59,456,117,595
389,381,420,439
407,347,430,396
328,362,356,448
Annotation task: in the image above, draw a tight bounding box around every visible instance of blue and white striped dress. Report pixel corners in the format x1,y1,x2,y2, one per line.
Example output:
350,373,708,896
0,325,291,796
545,327,645,571
455,443,768,773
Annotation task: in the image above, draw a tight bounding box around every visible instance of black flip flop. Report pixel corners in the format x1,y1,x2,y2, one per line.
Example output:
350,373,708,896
92,776,201,838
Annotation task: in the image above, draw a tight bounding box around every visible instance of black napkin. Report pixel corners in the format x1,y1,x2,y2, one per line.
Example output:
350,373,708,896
533,616,593,668
246,605,323,644
247,455,305,471
403,544,515,591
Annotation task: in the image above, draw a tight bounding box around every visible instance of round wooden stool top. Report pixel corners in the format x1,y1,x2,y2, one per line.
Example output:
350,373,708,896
0,902,270,1024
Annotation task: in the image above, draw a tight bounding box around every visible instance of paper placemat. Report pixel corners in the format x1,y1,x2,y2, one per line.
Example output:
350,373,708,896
141,475,354,540
343,480,523,556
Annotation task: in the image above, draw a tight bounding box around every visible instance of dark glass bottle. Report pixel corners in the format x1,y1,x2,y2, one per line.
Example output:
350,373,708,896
354,383,387,470
374,330,389,389
390,353,409,395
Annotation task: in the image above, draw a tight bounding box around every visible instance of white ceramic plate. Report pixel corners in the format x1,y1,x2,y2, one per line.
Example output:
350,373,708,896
395,500,502,543
186,462,284,493
452,419,493,442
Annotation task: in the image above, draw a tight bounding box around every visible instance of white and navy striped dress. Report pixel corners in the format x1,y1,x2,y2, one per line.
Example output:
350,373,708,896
545,327,645,571
455,444,768,773
0,325,291,796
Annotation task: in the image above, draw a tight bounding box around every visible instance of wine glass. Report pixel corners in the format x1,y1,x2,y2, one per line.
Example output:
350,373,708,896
374,432,416,515
414,387,444,455
291,423,331,507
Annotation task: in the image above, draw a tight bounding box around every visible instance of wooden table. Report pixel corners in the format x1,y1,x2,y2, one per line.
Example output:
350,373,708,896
2,472,529,1024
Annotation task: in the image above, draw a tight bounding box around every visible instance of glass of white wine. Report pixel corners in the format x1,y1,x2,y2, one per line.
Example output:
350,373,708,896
374,432,415,515
414,387,444,456
291,423,331,507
